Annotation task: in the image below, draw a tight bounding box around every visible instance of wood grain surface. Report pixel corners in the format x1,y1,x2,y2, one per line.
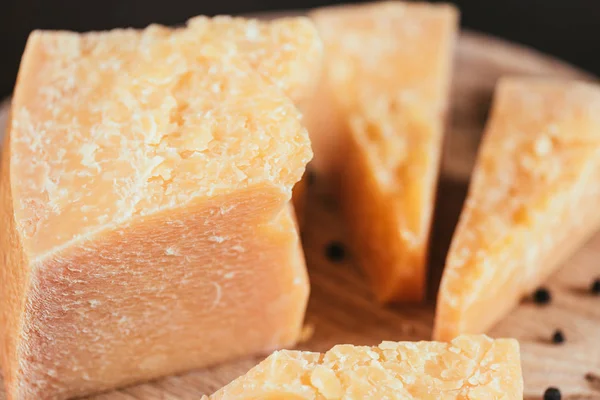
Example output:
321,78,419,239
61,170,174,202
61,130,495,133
1,29,599,400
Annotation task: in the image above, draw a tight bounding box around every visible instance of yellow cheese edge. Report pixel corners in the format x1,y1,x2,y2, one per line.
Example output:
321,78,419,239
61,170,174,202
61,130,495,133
309,1,459,302
208,334,523,399
435,77,600,340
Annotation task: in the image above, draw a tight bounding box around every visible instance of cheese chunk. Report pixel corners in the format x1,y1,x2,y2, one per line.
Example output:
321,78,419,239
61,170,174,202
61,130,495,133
0,17,321,399
309,2,458,302
434,79,600,340
208,335,523,399
292,170,312,230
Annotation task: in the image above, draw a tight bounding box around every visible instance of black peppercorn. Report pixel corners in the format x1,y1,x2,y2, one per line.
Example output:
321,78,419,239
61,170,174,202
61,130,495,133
551,329,565,344
543,387,561,400
533,287,551,305
591,278,600,295
325,242,346,262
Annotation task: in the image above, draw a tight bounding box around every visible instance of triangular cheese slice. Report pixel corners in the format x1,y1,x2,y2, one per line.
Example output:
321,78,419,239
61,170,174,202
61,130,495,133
0,17,320,399
434,78,600,340
208,335,523,399
307,2,458,302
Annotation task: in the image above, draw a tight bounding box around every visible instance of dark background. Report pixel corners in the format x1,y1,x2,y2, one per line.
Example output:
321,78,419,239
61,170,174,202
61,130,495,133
1,0,599,98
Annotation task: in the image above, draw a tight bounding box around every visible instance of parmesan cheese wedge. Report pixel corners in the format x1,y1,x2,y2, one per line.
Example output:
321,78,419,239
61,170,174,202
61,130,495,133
435,78,600,340
308,2,458,302
208,335,523,399
0,17,321,399
292,172,309,230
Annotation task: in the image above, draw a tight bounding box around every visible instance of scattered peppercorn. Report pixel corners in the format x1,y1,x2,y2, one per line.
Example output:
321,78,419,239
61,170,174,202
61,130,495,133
533,287,552,305
551,329,565,344
543,387,561,400
325,241,346,262
591,278,600,295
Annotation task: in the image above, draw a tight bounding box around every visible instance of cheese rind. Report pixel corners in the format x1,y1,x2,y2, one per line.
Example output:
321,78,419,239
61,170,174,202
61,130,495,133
0,16,320,399
309,2,458,302
434,78,600,340
209,335,523,399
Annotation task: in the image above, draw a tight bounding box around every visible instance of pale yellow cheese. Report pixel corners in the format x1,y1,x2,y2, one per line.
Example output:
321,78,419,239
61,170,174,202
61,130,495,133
435,78,600,340
0,16,321,399
308,2,458,302
291,171,310,230
208,335,523,399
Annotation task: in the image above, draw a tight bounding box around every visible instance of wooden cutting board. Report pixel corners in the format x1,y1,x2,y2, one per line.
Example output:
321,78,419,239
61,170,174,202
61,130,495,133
1,28,599,400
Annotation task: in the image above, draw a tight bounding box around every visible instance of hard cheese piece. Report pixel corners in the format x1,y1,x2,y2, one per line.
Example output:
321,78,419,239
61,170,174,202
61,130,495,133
292,173,309,230
0,16,321,399
208,335,523,399
309,2,458,302
185,15,323,106
434,78,600,341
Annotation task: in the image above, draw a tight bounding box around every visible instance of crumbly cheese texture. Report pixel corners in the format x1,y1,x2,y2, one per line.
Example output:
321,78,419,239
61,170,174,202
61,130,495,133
308,2,458,302
0,16,321,399
208,335,523,399
434,78,600,340
10,17,321,258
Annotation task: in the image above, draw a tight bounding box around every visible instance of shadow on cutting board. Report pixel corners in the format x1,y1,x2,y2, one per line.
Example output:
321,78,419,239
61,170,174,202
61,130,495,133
298,171,470,351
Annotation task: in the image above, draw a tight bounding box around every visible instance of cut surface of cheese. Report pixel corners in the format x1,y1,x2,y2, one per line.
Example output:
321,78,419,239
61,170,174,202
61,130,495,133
208,334,523,399
0,16,321,399
292,173,309,230
434,78,600,341
309,2,458,302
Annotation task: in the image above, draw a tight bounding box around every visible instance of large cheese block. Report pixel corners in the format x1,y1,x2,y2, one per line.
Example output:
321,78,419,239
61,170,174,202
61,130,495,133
434,78,600,340
309,2,458,302
0,16,321,399
208,335,523,399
